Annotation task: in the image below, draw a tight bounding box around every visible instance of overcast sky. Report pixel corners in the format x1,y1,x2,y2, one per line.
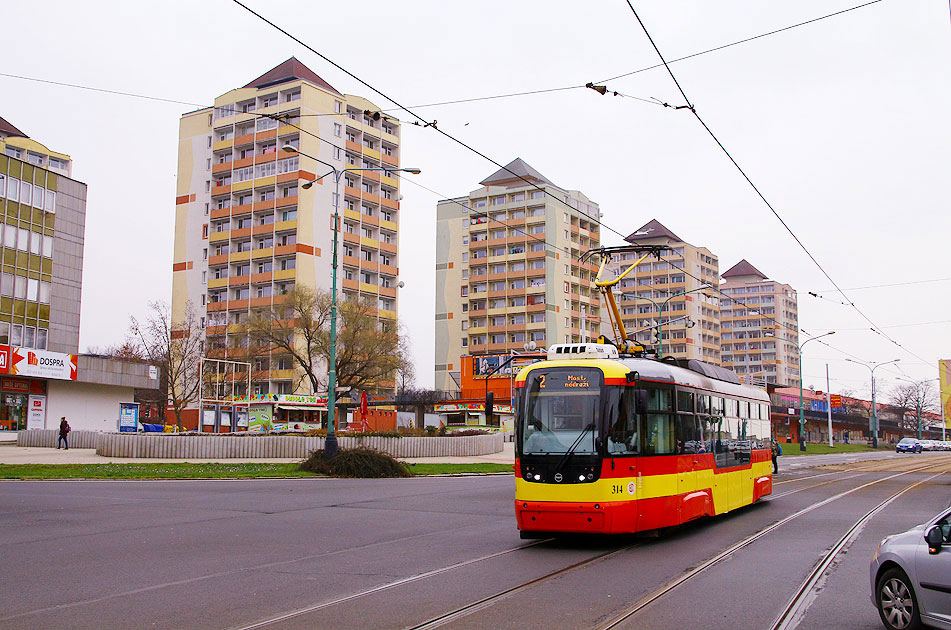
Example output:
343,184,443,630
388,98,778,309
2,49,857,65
3,0,948,403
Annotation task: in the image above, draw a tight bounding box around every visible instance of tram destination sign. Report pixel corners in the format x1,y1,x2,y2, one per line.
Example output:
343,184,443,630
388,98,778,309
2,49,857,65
535,369,598,391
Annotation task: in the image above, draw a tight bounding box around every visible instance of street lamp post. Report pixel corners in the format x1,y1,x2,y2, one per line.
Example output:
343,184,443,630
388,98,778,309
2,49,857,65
281,145,420,457
845,357,899,449
797,331,835,451
628,285,710,358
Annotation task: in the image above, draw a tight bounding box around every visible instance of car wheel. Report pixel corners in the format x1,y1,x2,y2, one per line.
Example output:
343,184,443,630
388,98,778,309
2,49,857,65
877,567,923,630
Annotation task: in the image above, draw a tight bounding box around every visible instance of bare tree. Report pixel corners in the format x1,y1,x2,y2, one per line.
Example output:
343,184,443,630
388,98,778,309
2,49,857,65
245,287,405,396
396,329,416,397
131,301,204,431
888,380,939,436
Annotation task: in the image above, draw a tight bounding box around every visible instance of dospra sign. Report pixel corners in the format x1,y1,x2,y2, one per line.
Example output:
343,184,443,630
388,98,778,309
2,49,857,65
0,346,77,380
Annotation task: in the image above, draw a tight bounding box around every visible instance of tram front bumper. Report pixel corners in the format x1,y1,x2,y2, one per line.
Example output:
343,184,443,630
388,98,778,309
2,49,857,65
516,499,636,535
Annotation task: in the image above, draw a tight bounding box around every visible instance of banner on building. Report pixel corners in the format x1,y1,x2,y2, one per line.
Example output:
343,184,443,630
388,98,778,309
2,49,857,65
472,355,516,378
940,359,951,429
0,346,78,380
830,394,842,408
247,405,273,432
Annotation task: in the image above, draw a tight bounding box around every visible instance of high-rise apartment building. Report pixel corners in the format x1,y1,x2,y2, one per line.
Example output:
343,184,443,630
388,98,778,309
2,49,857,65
434,159,601,392
172,58,403,399
719,259,800,386
602,219,721,363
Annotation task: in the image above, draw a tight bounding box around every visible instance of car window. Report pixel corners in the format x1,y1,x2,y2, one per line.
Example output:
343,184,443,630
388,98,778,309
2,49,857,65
937,514,951,543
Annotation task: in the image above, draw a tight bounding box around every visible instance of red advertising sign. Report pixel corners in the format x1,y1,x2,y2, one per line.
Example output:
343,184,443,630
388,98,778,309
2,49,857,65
830,394,843,408
0,345,9,375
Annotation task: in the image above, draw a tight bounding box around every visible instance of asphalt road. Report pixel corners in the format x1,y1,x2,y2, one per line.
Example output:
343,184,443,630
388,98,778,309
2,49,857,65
1,453,949,630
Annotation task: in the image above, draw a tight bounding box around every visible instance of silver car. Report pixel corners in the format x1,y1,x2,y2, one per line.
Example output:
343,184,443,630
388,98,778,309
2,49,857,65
870,507,951,629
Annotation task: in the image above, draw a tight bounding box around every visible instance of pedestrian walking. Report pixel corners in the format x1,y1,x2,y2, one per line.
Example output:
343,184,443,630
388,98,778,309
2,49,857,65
57,417,70,449
771,439,781,474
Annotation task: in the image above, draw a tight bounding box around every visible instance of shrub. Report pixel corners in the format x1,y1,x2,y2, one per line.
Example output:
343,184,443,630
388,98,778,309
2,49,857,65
300,447,413,478
447,428,490,437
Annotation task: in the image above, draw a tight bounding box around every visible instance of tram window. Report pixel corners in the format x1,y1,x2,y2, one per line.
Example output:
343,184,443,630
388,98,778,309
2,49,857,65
644,413,676,455
739,401,749,419
697,395,710,415
677,390,694,413
677,414,703,454
647,387,673,412
712,397,725,416
724,398,738,418
607,389,639,455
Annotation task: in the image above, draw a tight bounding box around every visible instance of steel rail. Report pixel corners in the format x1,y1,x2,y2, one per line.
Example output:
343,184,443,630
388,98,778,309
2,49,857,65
595,460,950,630
769,467,949,630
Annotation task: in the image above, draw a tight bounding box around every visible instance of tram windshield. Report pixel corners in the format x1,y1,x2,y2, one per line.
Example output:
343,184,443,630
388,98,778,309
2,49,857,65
520,368,601,455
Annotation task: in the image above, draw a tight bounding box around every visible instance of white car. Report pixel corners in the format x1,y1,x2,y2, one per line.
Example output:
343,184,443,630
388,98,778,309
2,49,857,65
870,507,951,629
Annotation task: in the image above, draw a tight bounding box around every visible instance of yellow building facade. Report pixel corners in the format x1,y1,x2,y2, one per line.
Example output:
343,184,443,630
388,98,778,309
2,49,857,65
172,58,402,397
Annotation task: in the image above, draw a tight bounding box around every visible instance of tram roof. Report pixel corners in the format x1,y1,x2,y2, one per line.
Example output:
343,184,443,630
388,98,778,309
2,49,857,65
617,356,770,401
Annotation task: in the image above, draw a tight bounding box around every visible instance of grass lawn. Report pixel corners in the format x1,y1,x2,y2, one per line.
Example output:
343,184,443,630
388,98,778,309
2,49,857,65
777,442,895,456
0,462,514,480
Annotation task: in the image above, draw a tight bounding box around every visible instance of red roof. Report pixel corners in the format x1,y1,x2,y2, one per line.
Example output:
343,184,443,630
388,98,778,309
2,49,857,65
243,57,340,95
722,259,768,280
624,219,684,243
0,116,28,139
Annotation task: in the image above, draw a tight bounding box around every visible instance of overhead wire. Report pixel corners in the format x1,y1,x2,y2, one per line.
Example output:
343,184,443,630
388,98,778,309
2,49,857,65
620,0,933,368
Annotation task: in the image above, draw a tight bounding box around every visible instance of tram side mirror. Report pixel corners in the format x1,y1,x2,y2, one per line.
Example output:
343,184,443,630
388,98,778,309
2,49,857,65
925,526,943,554
634,389,649,414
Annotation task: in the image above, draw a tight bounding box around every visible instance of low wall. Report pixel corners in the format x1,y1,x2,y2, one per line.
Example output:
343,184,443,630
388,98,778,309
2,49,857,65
89,432,504,459
17,429,100,449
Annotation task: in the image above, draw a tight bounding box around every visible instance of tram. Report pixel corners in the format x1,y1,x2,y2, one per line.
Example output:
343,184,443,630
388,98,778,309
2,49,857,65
514,246,773,537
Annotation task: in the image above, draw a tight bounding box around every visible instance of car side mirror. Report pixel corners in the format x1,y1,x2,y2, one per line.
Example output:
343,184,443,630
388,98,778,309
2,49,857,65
925,526,943,554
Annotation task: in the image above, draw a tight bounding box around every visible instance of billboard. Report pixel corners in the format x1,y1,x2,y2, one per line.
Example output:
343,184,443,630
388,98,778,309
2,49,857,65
941,360,951,429
0,346,78,380
473,355,511,378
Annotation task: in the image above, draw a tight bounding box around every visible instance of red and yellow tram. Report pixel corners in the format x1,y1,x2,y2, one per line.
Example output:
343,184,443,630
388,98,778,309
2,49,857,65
514,345,773,537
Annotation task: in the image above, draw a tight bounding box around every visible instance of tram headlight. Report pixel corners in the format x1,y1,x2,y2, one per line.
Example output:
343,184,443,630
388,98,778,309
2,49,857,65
578,475,586,482
533,474,541,481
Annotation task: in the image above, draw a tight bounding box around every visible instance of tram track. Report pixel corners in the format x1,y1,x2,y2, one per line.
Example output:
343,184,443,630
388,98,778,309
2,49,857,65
232,459,948,630
595,459,951,630
769,468,947,630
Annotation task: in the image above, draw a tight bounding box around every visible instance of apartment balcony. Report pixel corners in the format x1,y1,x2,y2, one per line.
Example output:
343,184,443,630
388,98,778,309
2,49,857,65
378,263,397,276
210,231,230,244
234,133,255,147
212,162,232,176
254,152,277,165
252,247,273,260
211,207,231,220
380,241,397,255
209,254,228,266
381,152,398,167
275,196,297,209
211,184,231,197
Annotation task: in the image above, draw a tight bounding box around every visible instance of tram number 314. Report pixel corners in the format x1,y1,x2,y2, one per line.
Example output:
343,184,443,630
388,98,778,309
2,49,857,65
610,482,637,496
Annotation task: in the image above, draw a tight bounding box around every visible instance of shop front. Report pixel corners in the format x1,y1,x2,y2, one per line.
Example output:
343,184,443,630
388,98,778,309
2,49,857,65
0,346,76,431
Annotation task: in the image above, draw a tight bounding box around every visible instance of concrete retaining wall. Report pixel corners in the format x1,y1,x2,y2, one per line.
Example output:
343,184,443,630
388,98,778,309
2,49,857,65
17,429,100,449
12,431,503,459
